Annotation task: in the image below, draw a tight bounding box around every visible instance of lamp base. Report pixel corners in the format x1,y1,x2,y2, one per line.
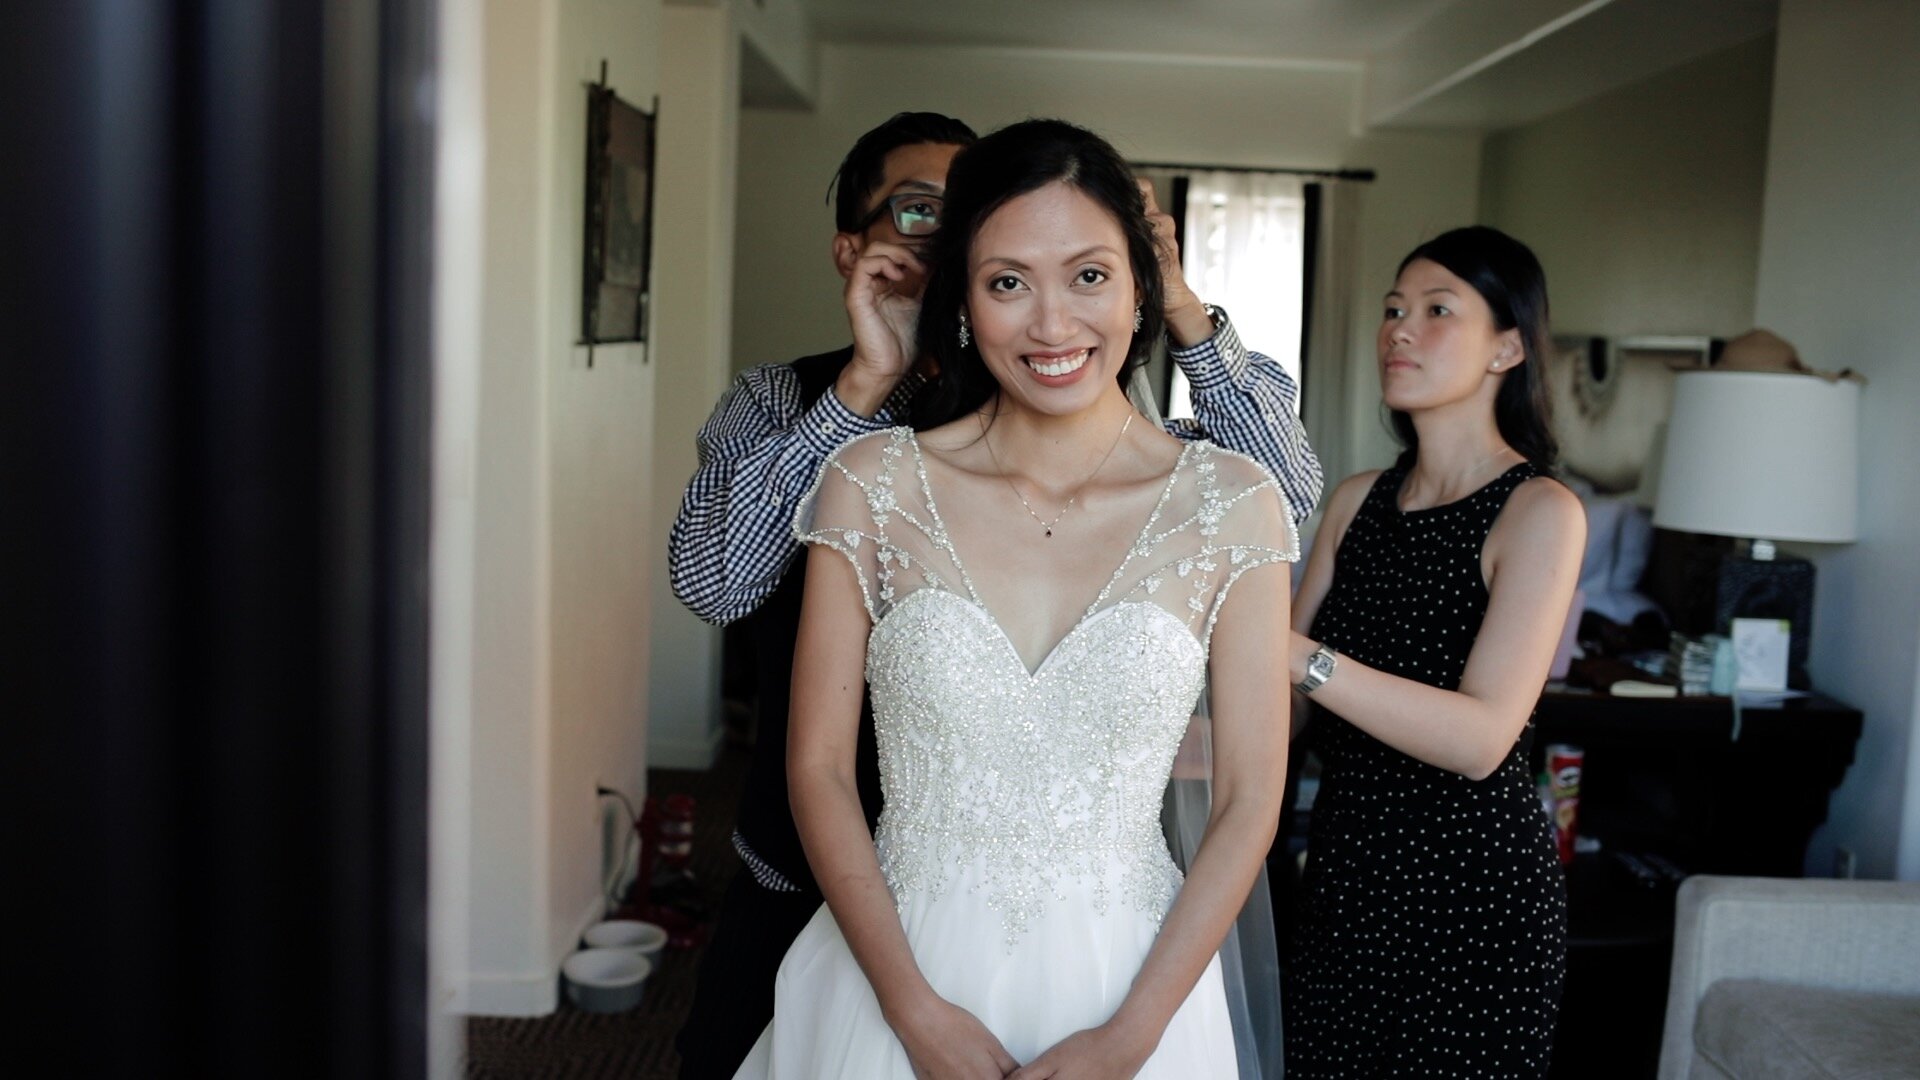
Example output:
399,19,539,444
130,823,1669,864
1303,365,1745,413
1714,554,1814,689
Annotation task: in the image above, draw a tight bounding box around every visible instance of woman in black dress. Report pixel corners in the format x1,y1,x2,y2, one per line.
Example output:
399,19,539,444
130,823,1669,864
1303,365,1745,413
1282,226,1584,1077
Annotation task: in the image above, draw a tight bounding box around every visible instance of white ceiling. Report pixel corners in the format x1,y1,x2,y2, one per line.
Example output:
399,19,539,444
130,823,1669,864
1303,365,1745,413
800,0,1457,63
785,0,1779,131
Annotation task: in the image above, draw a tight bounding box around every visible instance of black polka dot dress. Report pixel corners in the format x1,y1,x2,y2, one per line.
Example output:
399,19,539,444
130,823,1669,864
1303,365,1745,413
1284,463,1566,1078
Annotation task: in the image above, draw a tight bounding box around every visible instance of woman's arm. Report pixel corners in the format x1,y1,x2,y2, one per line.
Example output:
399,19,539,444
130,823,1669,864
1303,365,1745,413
788,544,1018,1079
1012,559,1292,1079
1289,477,1586,780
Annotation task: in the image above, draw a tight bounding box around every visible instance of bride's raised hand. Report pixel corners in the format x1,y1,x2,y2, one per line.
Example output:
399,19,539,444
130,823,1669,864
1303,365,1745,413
843,240,925,394
890,994,1020,1079
1006,1022,1155,1080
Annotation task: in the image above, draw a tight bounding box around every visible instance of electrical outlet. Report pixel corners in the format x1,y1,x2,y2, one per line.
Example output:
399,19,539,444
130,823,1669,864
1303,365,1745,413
1834,847,1857,879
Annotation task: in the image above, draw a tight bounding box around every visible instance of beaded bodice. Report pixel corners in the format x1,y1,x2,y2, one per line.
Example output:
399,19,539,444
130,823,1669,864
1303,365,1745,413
794,427,1298,944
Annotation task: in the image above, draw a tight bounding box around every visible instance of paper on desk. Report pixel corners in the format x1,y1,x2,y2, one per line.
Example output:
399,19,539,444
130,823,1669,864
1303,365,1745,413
1732,618,1791,692
1730,688,1813,740
1734,688,1811,707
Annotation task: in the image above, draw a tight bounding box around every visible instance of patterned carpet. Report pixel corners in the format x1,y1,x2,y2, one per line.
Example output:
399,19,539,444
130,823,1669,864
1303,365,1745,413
466,745,750,1079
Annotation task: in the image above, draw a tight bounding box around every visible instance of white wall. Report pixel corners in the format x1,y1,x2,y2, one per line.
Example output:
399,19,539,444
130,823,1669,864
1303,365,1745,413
1336,131,1489,475
544,0,661,983
732,0,817,106
730,43,1484,483
1752,0,1920,882
462,0,661,1016
648,4,740,768
429,0,486,1064
1479,35,1774,338
465,0,556,1015
445,0,801,1021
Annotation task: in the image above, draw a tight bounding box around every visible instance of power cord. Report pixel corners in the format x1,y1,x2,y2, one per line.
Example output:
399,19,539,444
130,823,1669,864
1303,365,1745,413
596,785,642,912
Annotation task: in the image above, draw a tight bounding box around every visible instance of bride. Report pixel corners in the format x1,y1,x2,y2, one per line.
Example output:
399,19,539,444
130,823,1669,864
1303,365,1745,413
734,119,1298,1079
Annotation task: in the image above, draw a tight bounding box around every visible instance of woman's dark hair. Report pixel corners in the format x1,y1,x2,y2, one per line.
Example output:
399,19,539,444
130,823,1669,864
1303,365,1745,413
1388,225,1559,470
829,112,977,233
910,119,1165,429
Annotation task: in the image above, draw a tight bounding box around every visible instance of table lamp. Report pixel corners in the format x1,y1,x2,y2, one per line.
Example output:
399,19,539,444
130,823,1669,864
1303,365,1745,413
1652,371,1859,688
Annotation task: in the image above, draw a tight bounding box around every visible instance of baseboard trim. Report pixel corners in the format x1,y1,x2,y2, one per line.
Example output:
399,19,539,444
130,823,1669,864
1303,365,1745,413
461,894,612,1017
463,968,559,1017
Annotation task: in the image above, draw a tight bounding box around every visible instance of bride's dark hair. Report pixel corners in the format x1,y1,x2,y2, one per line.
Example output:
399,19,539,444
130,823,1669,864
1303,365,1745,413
910,119,1165,430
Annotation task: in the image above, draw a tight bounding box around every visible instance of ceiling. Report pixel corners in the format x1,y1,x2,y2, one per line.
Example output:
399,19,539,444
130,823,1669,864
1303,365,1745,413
801,0,1457,63
783,0,1779,130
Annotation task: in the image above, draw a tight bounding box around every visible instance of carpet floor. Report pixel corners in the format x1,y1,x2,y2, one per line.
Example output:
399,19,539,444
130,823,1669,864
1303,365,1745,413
466,744,750,1079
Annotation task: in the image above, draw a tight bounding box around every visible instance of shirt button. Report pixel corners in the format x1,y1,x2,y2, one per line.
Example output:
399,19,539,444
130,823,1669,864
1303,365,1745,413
819,420,836,436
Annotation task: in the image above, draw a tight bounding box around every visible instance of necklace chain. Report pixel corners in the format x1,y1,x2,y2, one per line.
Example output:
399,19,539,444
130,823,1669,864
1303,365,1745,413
1410,445,1513,506
982,411,1134,538
1463,446,1510,482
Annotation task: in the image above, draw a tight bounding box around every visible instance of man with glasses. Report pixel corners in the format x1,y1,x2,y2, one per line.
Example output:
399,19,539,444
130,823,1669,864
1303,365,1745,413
669,111,1321,1078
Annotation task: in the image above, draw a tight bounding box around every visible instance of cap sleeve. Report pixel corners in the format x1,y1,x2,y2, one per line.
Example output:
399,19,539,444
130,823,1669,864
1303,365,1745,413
1200,449,1302,648
791,428,906,622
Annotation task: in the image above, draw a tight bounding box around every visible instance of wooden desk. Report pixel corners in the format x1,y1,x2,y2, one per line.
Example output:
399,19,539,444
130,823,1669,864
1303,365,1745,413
1532,688,1863,878
1533,689,1862,1077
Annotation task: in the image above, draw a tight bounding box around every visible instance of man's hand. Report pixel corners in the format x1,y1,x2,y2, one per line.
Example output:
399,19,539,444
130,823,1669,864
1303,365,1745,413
1138,179,1216,348
1007,1022,1156,1080
889,994,1020,1079
839,240,924,416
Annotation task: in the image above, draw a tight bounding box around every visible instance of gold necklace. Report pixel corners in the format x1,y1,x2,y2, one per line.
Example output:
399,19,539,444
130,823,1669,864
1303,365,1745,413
981,411,1134,538
1409,445,1512,508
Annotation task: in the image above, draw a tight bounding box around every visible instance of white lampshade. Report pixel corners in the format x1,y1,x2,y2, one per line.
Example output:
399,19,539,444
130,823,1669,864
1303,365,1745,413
1652,371,1858,543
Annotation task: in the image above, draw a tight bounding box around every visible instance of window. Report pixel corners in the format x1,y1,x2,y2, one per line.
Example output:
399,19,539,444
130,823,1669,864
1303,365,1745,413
1139,168,1307,419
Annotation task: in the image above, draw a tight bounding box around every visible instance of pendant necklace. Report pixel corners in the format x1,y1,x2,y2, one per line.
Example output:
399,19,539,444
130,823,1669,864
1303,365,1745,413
982,410,1134,538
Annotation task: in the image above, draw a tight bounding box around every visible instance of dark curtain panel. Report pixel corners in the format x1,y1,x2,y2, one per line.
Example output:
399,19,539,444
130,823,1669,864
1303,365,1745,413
2,2,433,1075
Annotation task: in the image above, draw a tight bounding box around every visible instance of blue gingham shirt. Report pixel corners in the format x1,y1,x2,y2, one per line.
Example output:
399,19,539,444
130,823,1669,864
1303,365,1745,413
669,308,1323,630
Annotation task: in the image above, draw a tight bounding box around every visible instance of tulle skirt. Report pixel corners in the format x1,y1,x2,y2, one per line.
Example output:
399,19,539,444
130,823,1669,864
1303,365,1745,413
733,855,1237,1078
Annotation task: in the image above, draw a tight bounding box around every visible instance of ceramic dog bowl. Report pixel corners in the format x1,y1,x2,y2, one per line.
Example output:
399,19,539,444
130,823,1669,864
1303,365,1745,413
582,918,669,960
562,947,652,1013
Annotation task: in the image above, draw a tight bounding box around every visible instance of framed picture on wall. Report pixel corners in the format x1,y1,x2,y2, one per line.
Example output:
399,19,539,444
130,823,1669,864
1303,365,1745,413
581,82,657,347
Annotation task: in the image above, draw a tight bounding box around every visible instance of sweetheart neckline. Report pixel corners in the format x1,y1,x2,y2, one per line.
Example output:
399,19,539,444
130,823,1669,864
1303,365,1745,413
870,587,1204,681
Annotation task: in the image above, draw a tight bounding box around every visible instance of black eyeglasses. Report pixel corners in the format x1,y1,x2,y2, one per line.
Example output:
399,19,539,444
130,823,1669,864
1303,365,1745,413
854,191,944,238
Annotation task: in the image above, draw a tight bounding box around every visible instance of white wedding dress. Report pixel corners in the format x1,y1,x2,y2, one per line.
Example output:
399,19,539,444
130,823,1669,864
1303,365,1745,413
734,427,1298,1078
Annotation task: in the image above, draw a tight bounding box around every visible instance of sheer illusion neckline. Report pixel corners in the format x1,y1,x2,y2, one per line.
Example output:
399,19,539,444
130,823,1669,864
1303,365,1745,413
905,433,1194,676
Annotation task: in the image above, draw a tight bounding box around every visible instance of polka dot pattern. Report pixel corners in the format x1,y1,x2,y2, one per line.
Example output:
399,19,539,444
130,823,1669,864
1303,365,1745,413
1285,463,1567,1078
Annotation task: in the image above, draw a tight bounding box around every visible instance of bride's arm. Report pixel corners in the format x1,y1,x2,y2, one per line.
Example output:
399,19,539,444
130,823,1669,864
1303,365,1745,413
788,544,1019,1079
1012,560,1291,1080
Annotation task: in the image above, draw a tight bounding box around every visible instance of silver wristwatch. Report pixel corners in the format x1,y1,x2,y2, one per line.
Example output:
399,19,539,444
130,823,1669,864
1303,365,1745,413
1294,644,1337,695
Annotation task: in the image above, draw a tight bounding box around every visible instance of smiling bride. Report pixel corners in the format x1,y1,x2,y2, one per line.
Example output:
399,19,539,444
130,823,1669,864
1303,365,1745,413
732,119,1298,1080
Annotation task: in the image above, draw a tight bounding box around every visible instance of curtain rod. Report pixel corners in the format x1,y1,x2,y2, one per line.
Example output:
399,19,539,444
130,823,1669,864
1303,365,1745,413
1132,161,1375,182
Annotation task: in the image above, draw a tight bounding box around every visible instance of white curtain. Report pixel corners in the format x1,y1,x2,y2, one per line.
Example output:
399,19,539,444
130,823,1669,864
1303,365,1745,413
1169,170,1306,419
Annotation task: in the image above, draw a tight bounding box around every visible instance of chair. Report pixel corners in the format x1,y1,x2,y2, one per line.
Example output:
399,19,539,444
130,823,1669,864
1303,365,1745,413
1659,875,1920,1079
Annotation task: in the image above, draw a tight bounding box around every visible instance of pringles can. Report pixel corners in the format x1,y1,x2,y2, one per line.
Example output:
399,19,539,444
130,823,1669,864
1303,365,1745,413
1547,744,1584,864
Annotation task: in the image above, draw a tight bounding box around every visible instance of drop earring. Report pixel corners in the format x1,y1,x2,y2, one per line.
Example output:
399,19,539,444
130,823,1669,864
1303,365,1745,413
958,313,970,350
1133,306,1143,333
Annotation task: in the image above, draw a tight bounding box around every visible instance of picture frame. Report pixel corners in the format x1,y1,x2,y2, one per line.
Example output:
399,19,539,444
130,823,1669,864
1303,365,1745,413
580,79,658,350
